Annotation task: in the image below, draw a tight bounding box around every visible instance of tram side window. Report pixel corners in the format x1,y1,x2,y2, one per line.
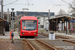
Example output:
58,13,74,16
22,20,25,30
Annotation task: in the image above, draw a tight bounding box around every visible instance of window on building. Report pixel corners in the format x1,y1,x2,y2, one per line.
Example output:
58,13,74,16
37,17,39,19
41,25,44,28
38,22,40,24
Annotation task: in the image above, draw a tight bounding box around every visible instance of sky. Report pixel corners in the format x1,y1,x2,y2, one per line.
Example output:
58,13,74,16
0,0,74,15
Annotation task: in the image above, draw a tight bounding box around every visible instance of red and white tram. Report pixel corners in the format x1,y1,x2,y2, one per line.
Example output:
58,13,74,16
19,16,38,37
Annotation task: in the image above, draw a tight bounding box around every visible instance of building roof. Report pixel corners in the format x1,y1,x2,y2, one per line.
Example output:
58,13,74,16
49,14,75,20
0,17,5,21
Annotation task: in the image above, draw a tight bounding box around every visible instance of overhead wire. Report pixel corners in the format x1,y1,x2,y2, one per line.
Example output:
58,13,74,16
3,0,33,6
40,0,53,11
34,0,53,17
36,11,48,17
35,0,64,16
34,0,53,16
4,0,18,6
40,0,67,11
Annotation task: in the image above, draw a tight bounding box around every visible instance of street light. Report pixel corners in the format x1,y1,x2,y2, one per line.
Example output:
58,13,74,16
22,8,29,16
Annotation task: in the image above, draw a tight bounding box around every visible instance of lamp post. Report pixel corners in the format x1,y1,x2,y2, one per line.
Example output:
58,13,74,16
22,8,29,16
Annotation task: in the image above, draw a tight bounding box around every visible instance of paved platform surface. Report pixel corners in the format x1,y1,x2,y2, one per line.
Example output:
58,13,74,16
55,32,75,39
0,31,20,39
39,31,75,39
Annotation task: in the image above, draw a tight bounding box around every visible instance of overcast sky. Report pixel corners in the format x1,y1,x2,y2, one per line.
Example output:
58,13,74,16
0,0,73,14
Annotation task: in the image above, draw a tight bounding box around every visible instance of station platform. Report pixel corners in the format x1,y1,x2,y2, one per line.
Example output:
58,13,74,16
0,31,20,39
55,32,75,39
39,31,75,39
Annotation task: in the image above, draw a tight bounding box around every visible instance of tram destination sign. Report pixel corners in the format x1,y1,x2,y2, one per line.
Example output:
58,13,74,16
25,20,33,22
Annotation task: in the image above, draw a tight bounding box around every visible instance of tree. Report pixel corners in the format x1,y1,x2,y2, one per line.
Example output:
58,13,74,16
71,0,75,12
62,0,75,13
58,9,66,15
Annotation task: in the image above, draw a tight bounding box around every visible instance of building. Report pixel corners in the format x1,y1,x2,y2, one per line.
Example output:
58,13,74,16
0,11,11,35
16,11,54,17
16,11,55,30
38,16,55,30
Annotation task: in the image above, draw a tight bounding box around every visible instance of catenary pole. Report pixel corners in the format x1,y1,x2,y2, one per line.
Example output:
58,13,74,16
1,0,3,18
11,8,14,32
11,8,14,43
48,9,50,34
7,9,9,22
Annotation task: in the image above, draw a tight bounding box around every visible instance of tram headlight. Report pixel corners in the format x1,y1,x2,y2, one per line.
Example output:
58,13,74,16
22,33,25,34
34,33,37,34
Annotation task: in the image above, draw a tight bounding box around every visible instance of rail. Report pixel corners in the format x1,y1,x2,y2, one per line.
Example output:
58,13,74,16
63,40,75,44
35,38,58,50
24,38,35,50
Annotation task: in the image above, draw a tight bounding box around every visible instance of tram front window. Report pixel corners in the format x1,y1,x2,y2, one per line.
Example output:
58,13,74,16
22,20,37,30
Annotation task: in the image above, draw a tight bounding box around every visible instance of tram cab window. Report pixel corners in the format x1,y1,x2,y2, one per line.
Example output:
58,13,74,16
22,20,37,30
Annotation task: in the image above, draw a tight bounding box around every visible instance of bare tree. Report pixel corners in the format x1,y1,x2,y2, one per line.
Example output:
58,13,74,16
62,0,75,13
58,9,66,15
70,0,75,12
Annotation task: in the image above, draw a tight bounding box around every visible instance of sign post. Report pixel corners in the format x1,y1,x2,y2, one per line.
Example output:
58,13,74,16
11,8,14,44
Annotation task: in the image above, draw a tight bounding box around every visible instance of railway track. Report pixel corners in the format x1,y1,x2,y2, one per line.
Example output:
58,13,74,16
38,33,48,37
23,38,58,50
56,36,69,39
63,40,75,45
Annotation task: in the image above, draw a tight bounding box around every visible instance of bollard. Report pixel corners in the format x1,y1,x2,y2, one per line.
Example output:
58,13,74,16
11,32,14,44
10,30,14,39
49,32,55,40
3,28,5,36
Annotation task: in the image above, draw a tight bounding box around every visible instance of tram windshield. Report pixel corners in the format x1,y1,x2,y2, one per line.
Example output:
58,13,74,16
22,20,37,30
